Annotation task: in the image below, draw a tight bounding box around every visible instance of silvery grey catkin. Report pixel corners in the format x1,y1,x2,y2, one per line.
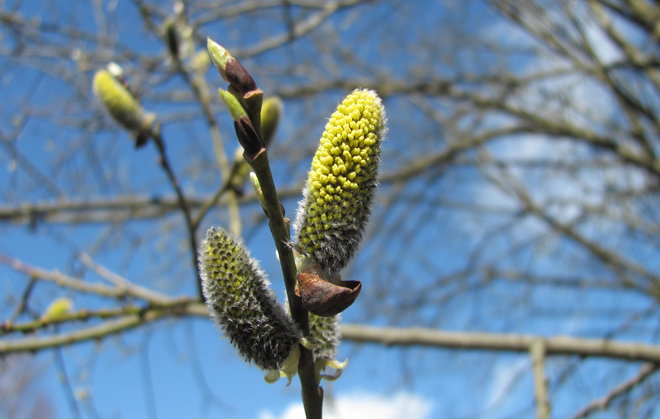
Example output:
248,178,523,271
308,313,340,361
199,227,300,370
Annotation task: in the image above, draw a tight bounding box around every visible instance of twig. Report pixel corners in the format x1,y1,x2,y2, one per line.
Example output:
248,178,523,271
191,184,230,231
0,301,208,355
150,131,203,298
530,339,551,419
54,344,83,419
571,362,658,419
4,310,660,367
0,252,127,299
8,277,36,323
244,148,322,419
141,332,158,419
77,252,171,305
340,324,660,363
1,306,142,336
168,28,242,236
184,323,232,411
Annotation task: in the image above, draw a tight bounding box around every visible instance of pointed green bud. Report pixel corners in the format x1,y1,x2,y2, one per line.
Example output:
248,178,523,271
249,172,267,209
207,38,231,79
260,96,283,147
199,227,301,370
92,68,155,142
218,89,262,155
207,37,256,94
218,89,247,121
294,89,387,273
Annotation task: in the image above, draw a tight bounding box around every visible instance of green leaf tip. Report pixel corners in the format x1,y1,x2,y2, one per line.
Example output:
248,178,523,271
218,89,263,155
218,89,247,120
206,37,231,79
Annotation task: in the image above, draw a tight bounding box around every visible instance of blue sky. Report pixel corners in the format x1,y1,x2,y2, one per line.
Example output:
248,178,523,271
1,1,658,418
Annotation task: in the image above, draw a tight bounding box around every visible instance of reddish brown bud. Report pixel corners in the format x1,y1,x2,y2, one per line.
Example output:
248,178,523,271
233,117,263,157
225,58,257,94
296,271,361,317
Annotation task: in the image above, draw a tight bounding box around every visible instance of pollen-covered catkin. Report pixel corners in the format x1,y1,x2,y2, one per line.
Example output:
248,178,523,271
294,89,386,273
199,227,301,370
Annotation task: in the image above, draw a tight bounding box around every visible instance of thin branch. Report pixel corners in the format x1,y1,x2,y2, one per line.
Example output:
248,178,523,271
0,301,208,355
4,311,660,365
244,149,322,418
0,253,128,299
0,186,301,225
340,324,660,363
150,131,202,297
140,332,158,419
571,362,658,419
530,340,551,419
78,252,172,305
7,277,37,323
53,345,83,419
201,0,379,58
166,21,242,235
2,306,142,336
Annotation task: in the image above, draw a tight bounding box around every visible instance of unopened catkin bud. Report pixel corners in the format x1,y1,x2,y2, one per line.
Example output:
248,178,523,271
294,89,386,273
199,227,301,370
260,96,282,147
92,69,153,134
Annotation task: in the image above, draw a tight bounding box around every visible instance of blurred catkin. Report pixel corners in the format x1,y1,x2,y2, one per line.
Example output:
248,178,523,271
92,69,152,134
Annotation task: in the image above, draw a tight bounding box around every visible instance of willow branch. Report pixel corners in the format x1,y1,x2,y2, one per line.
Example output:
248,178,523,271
0,185,303,226
0,252,128,299
2,306,142,336
151,131,202,297
571,362,658,419
0,300,207,355
531,340,551,419
78,252,172,305
340,324,660,363
167,25,242,234
244,149,322,419
4,314,660,365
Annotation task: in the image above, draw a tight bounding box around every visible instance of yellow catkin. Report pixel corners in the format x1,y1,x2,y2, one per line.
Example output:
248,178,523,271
93,69,149,132
294,89,386,273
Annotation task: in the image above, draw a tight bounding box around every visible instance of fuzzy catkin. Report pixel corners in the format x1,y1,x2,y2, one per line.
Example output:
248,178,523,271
294,89,386,273
199,227,300,370
92,69,149,132
308,313,340,361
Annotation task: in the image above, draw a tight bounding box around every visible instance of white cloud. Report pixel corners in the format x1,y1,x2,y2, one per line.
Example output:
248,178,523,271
259,390,433,419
